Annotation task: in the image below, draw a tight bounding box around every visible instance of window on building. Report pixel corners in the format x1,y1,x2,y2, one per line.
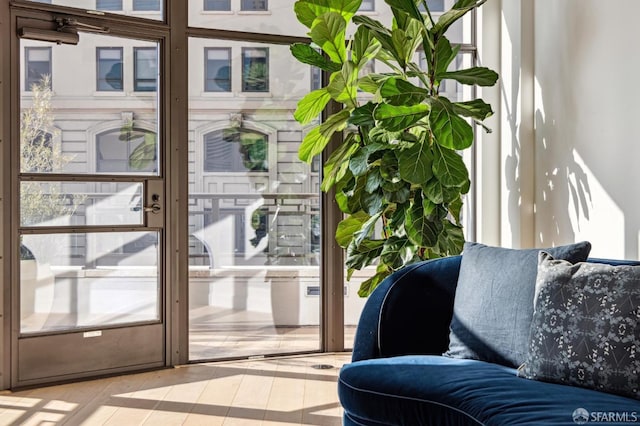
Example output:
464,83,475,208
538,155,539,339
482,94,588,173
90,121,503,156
134,47,158,91
419,0,445,12
203,128,268,173
96,47,123,91
242,47,268,92
96,0,122,11
311,66,321,91
133,0,160,11
96,128,157,173
25,47,51,91
359,0,374,11
205,48,231,92
241,0,267,11
204,0,231,11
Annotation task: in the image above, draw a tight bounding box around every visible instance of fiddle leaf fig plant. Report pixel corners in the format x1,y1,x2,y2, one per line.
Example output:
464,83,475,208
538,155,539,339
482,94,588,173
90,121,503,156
291,0,498,296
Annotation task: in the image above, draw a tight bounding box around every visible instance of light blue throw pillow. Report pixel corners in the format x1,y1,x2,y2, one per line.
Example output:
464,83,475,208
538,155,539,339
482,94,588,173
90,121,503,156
445,241,592,368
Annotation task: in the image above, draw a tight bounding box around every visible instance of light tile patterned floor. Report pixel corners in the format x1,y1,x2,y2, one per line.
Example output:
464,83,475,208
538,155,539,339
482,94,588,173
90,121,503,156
0,353,351,426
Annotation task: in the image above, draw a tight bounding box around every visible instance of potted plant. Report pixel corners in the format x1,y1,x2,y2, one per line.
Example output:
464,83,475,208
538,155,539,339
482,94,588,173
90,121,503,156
290,0,498,296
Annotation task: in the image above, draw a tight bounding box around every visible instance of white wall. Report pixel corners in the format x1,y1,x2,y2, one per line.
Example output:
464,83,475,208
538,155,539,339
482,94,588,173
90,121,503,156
533,0,640,259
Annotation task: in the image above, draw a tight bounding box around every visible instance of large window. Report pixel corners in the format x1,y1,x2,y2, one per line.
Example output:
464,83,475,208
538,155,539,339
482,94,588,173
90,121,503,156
240,0,268,11
204,0,230,11
203,128,268,173
242,47,268,92
24,47,51,91
96,47,123,91
96,0,122,11
134,47,158,92
204,47,231,92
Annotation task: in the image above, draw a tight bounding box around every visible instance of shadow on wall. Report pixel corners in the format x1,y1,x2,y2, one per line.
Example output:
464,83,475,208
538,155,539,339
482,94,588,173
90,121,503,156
501,0,592,248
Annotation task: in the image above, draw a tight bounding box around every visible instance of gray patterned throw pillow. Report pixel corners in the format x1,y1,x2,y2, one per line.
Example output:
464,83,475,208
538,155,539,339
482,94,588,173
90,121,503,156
518,252,640,400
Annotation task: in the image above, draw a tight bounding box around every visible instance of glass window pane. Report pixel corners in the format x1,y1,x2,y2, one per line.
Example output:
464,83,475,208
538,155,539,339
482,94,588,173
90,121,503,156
134,47,158,92
96,0,122,11
359,0,374,11
133,0,160,11
20,181,144,227
20,36,159,176
241,0,267,11
205,47,231,92
96,47,123,91
20,231,160,334
242,47,268,92
204,0,230,11
25,47,51,91
189,39,320,360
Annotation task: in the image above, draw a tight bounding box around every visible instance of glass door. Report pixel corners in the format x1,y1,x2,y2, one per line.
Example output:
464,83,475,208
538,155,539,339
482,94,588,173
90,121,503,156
14,24,166,387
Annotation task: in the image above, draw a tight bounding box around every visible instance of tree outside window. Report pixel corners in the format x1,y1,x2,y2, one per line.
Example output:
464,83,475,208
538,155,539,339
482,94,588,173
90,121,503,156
242,47,268,92
203,128,268,173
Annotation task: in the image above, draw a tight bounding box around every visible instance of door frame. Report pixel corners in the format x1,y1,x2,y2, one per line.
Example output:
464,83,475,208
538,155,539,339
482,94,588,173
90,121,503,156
5,1,184,388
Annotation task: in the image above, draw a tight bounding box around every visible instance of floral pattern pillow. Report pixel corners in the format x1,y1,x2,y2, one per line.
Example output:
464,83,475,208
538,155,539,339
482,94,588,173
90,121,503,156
518,252,640,400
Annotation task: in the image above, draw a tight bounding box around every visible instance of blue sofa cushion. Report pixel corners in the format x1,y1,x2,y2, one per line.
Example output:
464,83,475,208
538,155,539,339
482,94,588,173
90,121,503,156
446,241,592,368
338,355,640,426
518,252,640,400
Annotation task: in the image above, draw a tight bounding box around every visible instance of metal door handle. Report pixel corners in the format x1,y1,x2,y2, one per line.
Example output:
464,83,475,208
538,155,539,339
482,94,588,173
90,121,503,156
144,203,161,214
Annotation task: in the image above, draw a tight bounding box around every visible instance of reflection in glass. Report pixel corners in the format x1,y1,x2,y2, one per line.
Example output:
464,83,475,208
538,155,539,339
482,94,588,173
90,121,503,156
21,0,164,20
20,232,160,334
20,181,144,227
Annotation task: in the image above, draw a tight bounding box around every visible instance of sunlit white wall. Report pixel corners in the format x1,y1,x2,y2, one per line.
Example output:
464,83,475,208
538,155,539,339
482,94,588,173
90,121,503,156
533,0,640,259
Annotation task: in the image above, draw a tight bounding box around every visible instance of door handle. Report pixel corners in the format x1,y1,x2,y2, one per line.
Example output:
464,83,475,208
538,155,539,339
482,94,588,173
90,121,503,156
144,203,161,214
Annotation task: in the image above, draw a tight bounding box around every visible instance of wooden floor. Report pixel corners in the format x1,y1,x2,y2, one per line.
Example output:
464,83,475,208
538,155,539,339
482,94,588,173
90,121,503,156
0,353,351,426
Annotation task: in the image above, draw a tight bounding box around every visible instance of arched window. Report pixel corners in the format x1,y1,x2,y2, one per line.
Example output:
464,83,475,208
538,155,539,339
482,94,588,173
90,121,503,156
96,128,157,173
203,128,268,173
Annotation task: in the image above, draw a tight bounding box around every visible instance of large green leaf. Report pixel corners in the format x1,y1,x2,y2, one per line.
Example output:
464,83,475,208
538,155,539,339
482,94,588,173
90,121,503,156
349,102,376,126
379,78,429,106
336,210,369,248
299,108,350,162
321,135,359,191
353,26,382,67
384,184,410,203
429,97,473,149
294,0,362,29
352,15,398,61
435,220,465,255
432,144,469,187
310,12,347,64
326,61,358,108
294,88,332,125
357,265,391,296
290,43,342,72
398,141,434,184
374,103,430,132
354,211,383,246
365,168,384,193
452,99,494,121
346,238,385,270
381,235,415,270
405,199,441,247
439,66,499,87
433,36,460,78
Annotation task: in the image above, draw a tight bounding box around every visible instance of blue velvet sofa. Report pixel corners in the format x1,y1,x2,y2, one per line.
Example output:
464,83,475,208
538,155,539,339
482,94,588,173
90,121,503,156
338,256,640,425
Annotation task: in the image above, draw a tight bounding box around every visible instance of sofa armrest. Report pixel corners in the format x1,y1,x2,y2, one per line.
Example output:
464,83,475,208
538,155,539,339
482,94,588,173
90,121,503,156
351,255,462,362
